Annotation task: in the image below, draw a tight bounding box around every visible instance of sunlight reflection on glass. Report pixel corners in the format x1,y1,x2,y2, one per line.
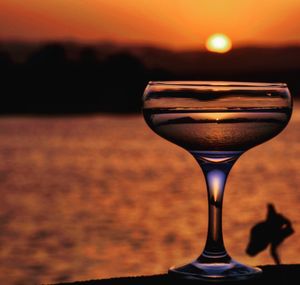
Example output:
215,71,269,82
142,81,292,281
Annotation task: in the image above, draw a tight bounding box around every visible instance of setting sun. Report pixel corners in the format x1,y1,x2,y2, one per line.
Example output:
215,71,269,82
206,33,232,53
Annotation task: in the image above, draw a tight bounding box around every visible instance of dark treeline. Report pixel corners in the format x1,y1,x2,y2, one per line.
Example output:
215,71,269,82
0,42,299,114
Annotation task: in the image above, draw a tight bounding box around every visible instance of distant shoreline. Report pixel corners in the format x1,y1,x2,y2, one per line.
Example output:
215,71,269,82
1,41,299,113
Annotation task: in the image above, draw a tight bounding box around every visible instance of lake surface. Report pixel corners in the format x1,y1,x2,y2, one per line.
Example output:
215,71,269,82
0,105,300,284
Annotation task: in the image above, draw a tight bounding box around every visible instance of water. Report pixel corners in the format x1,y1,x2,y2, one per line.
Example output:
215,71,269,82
0,107,299,284
143,108,291,151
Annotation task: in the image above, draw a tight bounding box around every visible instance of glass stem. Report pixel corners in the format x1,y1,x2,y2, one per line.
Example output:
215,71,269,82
193,153,240,263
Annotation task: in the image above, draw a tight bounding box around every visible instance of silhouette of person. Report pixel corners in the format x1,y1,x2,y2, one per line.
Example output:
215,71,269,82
246,203,294,264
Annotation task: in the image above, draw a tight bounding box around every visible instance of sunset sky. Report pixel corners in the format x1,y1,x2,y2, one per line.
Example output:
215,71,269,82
1,0,300,49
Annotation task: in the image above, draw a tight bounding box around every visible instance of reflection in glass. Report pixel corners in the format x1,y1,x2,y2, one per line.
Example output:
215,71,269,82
142,81,292,281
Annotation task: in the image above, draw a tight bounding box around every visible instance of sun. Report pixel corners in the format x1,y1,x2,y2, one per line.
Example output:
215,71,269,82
206,33,232,53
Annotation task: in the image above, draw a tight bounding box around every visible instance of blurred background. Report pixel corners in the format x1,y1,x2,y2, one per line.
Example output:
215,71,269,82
0,1,300,284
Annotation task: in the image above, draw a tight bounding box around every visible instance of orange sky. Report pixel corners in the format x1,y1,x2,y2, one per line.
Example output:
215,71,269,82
0,0,300,49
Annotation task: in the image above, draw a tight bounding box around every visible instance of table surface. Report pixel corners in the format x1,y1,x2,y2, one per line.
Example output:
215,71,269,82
52,265,300,285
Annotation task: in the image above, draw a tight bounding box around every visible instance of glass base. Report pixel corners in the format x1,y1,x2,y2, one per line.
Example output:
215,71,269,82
169,259,262,282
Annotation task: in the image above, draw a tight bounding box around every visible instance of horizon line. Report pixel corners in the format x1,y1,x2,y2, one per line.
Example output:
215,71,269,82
1,38,300,52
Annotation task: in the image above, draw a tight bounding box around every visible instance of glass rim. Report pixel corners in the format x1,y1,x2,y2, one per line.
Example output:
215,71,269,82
148,81,287,88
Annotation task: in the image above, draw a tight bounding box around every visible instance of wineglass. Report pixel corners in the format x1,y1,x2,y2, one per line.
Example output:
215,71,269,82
142,81,292,281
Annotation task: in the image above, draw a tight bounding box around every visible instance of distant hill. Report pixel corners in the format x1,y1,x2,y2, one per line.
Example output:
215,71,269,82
0,41,299,114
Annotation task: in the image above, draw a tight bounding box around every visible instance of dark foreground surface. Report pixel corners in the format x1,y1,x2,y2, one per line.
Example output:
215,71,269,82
53,265,300,285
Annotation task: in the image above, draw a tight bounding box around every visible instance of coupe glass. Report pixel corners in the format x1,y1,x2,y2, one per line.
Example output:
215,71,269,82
142,81,292,281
